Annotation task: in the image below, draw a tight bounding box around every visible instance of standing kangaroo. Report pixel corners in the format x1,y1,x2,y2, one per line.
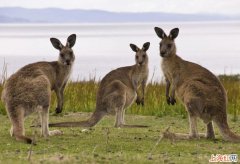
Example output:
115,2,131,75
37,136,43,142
154,27,240,142
49,42,150,128
1,34,76,144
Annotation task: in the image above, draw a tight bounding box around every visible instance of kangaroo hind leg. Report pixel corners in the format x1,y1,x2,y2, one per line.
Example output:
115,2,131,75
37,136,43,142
39,106,62,137
188,114,200,139
8,106,33,144
162,115,204,141
112,93,148,128
206,121,215,139
115,107,124,128
108,81,148,128
186,98,207,139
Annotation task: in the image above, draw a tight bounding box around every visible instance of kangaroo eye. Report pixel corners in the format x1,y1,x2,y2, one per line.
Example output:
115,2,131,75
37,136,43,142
60,53,64,57
142,54,146,58
136,56,139,59
68,52,73,57
167,44,172,48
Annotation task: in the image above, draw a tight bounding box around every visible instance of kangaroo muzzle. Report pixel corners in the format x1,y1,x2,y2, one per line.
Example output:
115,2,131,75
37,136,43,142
160,51,166,57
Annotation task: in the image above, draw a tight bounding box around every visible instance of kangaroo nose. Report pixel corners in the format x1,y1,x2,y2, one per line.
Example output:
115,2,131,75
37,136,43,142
66,60,71,65
139,61,143,65
160,51,166,57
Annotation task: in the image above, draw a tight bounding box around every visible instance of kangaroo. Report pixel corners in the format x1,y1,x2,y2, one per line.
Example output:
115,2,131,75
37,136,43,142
154,27,240,142
49,42,150,128
1,34,76,144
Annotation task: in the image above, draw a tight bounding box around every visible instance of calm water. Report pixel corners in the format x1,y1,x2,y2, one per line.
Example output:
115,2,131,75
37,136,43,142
0,21,240,81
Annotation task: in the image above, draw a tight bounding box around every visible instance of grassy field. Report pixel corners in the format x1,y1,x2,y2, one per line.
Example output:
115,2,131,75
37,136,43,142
0,75,239,163
0,113,239,163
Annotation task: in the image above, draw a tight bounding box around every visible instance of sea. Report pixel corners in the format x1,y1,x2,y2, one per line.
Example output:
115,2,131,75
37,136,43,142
0,21,240,82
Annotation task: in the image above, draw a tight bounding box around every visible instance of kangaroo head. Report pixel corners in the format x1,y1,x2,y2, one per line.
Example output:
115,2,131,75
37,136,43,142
154,27,179,58
50,34,76,66
130,42,150,66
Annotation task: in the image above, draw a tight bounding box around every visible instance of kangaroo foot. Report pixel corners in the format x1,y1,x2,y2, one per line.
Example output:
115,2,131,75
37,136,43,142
206,133,215,140
55,107,62,114
189,133,200,139
166,96,176,105
49,130,63,136
136,97,144,106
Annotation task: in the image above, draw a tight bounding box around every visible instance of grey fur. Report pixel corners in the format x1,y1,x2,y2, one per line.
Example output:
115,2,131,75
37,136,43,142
1,34,76,144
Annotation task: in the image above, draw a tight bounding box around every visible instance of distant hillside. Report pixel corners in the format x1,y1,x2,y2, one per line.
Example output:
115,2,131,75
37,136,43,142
0,15,30,23
0,7,239,23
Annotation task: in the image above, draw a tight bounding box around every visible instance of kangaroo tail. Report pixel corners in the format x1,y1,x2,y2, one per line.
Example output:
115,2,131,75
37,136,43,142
49,110,106,127
15,135,33,144
214,116,240,142
120,124,149,128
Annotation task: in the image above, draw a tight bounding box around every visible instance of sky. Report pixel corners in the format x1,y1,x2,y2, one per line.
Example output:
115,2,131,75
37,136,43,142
0,0,240,16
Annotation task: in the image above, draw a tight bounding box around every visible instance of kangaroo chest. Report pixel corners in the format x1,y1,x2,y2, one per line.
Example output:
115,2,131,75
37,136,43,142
161,59,179,83
131,68,148,89
56,66,72,88
162,60,171,80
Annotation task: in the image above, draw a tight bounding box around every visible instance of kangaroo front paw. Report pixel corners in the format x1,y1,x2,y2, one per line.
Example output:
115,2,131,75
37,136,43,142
49,130,63,136
170,97,176,105
188,133,200,139
55,107,62,114
166,96,171,105
166,97,176,105
136,97,144,106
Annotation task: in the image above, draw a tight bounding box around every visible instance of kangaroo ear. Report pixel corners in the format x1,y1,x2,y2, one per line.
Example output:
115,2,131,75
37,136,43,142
142,42,150,51
154,27,167,39
169,28,179,40
66,34,76,48
50,38,63,50
130,44,140,52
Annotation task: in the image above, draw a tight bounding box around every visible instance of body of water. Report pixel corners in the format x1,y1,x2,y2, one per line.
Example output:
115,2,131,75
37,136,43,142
0,21,240,81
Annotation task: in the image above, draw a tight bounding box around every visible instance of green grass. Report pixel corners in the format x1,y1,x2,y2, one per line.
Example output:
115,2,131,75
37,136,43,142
0,113,239,163
0,74,239,163
2,75,239,118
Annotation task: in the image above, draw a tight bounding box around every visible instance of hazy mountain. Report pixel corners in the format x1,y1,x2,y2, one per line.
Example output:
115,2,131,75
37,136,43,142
0,7,239,23
0,15,30,23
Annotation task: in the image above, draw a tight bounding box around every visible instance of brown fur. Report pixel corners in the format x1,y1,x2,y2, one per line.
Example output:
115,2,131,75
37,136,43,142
49,42,150,128
154,27,240,142
1,34,76,144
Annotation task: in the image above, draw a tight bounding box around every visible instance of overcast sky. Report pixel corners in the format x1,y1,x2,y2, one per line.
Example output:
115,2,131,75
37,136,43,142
0,0,239,16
